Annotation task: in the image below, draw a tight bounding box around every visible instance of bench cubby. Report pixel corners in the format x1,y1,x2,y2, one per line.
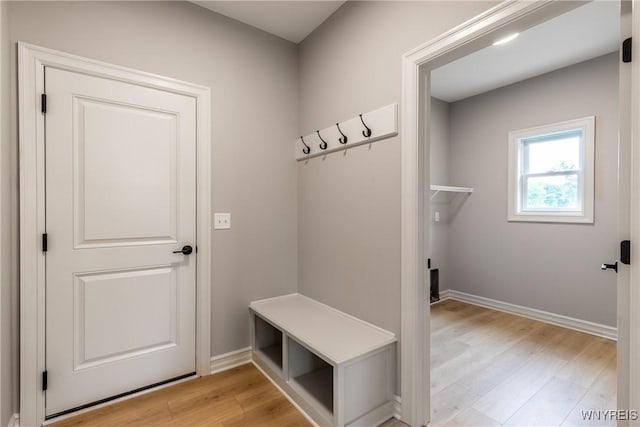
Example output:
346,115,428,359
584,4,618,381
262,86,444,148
250,294,396,427
254,314,283,370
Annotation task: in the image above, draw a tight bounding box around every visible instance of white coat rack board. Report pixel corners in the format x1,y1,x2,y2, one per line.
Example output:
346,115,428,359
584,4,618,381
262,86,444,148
295,103,398,160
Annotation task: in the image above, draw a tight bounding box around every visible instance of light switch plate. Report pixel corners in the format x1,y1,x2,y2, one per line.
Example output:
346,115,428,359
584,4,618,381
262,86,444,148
214,213,231,230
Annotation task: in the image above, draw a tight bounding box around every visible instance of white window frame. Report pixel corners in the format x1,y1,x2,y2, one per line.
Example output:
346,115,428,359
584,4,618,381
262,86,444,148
507,116,595,223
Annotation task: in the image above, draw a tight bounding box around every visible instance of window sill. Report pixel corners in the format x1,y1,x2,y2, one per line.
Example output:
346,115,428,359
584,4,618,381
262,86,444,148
508,212,593,224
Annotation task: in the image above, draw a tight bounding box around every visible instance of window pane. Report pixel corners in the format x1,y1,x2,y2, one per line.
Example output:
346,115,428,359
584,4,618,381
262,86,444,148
524,174,578,210
525,133,581,174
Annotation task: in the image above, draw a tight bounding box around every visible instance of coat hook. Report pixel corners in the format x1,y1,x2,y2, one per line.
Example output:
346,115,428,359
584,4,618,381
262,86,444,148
359,114,372,138
317,130,328,150
300,136,310,155
336,123,348,145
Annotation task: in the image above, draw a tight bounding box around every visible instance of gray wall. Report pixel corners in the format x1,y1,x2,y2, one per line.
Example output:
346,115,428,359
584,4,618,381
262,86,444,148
430,98,451,291
5,0,299,390
447,53,619,327
1,1,13,424
298,0,495,341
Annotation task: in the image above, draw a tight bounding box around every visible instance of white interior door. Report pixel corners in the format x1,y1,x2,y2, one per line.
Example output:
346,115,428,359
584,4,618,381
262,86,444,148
44,67,197,417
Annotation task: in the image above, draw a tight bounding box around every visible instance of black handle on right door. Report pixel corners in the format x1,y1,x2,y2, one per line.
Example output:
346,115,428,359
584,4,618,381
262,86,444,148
601,262,618,273
173,245,193,255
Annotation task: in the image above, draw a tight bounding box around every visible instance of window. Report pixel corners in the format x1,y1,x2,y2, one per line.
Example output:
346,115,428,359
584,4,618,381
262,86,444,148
508,117,595,223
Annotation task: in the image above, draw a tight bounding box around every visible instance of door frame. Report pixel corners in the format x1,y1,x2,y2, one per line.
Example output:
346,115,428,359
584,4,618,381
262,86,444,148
18,43,212,427
629,0,640,416
399,1,635,425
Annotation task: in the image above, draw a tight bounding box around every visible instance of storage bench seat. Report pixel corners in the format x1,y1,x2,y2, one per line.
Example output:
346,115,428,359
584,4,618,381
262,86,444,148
249,294,397,427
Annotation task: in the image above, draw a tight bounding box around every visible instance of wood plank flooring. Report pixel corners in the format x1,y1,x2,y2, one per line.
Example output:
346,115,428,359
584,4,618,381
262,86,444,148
51,364,311,427
430,299,616,427
50,299,615,427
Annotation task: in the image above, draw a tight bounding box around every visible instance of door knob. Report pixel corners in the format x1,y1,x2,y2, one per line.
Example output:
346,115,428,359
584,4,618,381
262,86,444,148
601,262,618,272
173,245,193,255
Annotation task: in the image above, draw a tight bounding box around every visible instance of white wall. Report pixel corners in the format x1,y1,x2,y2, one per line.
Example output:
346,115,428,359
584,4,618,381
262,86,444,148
4,1,300,407
446,53,619,327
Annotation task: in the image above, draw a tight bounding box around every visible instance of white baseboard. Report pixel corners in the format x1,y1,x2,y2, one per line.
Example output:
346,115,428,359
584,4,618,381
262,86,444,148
431,289,451,303
352,401,394,427
7,413,19,427
392,395,402,420
210,347,252,374
442,290,617,341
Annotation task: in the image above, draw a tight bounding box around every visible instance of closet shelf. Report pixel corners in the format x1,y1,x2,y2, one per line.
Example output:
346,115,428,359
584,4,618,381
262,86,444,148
430,185,474,200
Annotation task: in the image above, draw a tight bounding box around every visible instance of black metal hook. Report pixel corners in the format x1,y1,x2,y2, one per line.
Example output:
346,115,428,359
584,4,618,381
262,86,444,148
336,123,348,145
300,136,310,155
317,130,328,150
359,114,372,138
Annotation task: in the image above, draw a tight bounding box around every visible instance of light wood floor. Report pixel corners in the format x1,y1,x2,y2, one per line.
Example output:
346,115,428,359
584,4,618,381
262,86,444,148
51,300,615,427
430,299,616,427
51,364,311,427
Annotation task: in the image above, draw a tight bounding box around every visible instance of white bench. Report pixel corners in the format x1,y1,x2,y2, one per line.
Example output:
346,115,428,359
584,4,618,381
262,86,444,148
249,294,397,427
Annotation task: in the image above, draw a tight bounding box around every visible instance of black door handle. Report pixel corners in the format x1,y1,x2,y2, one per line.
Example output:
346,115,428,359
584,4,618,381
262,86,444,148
601,262,618,272
173,245,193,255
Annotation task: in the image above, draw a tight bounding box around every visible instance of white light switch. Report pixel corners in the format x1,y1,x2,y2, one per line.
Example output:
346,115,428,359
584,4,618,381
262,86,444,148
214,213,231,230
435,211,440,222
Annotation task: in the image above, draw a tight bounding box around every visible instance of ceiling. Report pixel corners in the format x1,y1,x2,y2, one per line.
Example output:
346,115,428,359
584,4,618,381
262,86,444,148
431,1,620,103
193,1,345,43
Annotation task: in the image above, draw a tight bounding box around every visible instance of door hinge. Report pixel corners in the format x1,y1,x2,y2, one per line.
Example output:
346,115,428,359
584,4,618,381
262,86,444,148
41,94,47,114
427,258,431,269
42,371,48,391
621,240,631,265
623,37,632,63
42,233,48,252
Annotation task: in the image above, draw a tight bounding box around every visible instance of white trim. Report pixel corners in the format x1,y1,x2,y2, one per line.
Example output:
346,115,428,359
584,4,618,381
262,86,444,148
431,289,451,304
352,401,395,427
629,0,640,414
18,42,212,427
400,2,593,425
392,395,402,420
443,290,617,341
209,347,252,374
7,414,19,427
251,361,319,427
400,38,427,427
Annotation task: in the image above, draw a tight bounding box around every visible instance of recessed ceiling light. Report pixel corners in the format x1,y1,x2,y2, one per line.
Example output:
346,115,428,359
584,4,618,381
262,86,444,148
493,33,519,46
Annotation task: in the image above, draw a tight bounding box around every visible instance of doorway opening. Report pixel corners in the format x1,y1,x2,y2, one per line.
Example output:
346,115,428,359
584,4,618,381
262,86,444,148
427,2,623,425
399,1,633,425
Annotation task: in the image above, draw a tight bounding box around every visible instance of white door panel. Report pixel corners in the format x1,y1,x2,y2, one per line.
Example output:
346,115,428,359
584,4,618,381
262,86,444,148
74,267,178,369
45,67,197,416
76,97,178,246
